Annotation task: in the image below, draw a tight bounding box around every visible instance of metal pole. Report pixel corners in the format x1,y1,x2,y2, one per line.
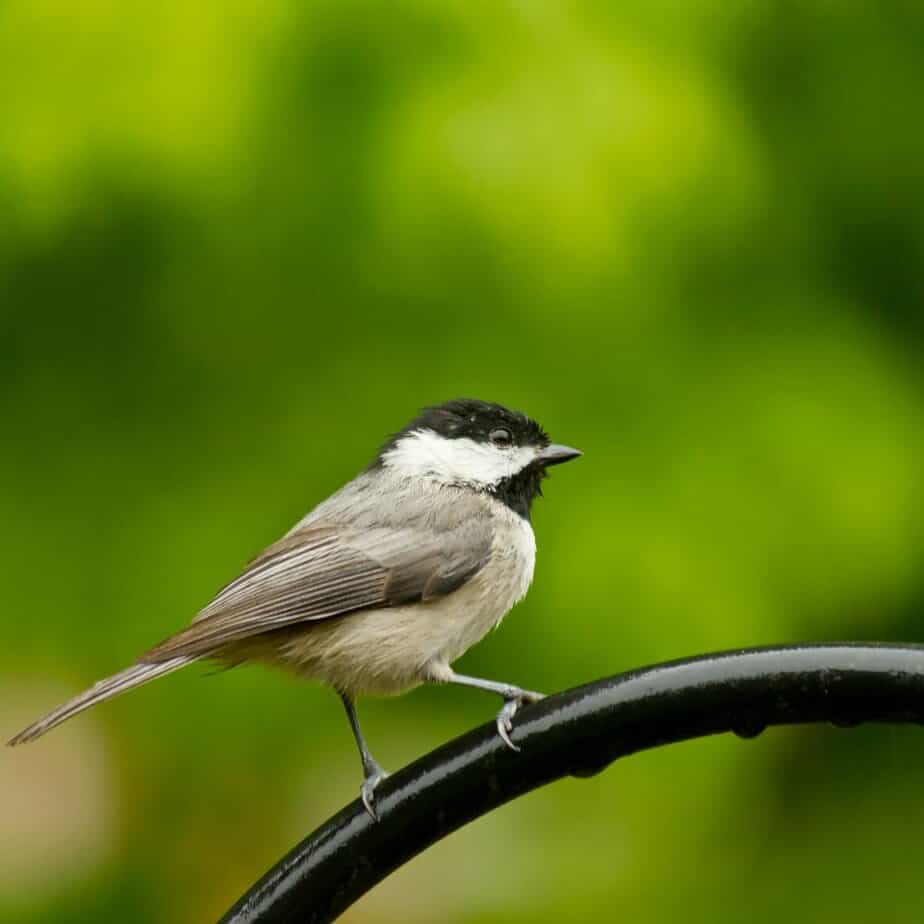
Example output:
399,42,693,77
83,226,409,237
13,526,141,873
221,643,924,924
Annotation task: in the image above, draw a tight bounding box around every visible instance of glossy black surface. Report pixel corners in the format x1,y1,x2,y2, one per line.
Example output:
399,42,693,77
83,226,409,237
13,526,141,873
220,644,924,924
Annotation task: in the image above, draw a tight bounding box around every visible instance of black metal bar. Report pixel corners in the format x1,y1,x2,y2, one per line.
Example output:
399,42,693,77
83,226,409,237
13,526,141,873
220,643,924,924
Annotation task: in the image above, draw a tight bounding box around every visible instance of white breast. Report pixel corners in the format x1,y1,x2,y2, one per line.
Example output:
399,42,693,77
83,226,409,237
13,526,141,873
399,502,537,673
488,504,537,611
275,502,537,697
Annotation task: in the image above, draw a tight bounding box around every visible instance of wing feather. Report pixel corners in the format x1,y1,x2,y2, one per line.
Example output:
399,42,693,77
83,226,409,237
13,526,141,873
141,518,491,662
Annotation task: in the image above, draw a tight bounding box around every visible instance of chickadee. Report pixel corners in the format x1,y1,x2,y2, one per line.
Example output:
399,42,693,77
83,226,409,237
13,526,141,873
8,398,581,817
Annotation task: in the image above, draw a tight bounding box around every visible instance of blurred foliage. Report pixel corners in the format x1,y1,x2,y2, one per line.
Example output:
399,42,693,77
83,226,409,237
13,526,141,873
1,1,923,921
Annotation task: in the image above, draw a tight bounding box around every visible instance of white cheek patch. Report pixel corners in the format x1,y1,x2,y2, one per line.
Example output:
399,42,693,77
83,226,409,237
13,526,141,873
383,429,538,487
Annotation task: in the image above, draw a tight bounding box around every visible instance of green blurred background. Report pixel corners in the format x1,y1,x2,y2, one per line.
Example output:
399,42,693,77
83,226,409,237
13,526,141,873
2,1,924,921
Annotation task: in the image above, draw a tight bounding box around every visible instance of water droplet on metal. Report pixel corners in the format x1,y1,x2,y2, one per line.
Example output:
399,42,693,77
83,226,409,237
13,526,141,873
732,716,767,739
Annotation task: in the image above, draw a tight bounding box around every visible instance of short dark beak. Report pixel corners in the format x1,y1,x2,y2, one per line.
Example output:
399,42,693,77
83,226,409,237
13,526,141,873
537,443,583,467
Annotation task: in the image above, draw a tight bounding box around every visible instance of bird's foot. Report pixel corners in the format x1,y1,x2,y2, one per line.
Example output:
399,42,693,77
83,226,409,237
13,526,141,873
360,761,389,820
495,688,545,752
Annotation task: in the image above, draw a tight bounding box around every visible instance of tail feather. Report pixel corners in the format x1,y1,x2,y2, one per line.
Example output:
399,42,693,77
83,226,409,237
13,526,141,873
7,656,193,746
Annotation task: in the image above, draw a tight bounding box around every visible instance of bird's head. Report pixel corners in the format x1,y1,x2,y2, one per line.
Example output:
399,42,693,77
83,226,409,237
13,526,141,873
375,398,581,518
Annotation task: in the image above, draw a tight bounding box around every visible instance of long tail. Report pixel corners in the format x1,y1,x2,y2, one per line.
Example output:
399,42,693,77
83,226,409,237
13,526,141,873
6,656,194,746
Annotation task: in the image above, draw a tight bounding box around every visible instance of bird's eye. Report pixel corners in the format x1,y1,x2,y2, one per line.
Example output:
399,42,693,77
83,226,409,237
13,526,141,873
490,427,513,447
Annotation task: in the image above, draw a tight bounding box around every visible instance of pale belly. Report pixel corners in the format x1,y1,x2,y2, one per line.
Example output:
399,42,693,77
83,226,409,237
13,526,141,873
262,512,536,696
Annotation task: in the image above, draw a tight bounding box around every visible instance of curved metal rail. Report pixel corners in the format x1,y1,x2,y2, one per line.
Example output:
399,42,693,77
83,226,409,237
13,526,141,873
221,643,924,923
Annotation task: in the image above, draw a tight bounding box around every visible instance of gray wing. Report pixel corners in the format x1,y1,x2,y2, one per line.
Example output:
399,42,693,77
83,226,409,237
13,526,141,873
141,520,492,662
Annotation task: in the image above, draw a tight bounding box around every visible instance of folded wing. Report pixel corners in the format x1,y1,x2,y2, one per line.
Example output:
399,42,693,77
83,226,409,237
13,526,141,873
141,521,491,661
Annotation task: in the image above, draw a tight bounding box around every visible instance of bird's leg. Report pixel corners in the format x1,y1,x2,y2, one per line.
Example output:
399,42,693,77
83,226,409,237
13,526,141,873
435,669,544,752
339,692,388,820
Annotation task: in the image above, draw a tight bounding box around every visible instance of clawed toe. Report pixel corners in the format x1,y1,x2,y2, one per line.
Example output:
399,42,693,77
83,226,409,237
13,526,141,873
360,764,389,820
496,699,519,751
435,672,545,756
495,689,544,752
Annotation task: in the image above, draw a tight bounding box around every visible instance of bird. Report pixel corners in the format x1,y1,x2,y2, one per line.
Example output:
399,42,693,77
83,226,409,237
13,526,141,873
7,398,582,817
